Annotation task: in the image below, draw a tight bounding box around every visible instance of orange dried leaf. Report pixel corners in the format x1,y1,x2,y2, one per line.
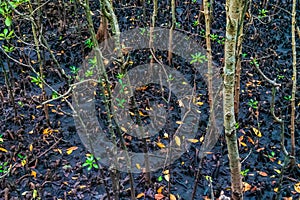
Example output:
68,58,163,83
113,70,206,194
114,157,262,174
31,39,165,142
156,142,165,148
66,146,78,155
31,170,37,178
243,182,251,192
154,193,165,200
170,194,177,200
258,171,268,177
136,193,144,198
294,182,300,193
157,186,164,194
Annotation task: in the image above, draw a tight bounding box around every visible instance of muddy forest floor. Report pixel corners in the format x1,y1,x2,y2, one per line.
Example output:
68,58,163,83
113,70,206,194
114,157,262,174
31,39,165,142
0,0,300,199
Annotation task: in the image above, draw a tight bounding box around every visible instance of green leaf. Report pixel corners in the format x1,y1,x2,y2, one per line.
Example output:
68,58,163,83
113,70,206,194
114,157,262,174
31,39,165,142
93,164,99,169
157,176,163,182
5,17,12,26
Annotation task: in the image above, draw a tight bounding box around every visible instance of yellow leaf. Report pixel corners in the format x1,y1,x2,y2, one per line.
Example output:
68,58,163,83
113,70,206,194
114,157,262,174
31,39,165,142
0,147,8,153
31,170,37,178
174,136,181,147
176,121,183,125
243,182,251,192
196,102,204,106
156,142,165,148
294,182,300,193
157,186,164,194
164,174,170,182
0,138,3,143
163,169,169,175
21,159,26,166
274,187,278,192
187,139,199,143
199,135,204,142
136,193,145,198
29,130,34,134
139,111,148,117
170,194,177,200
252,127,262,137
136,163,141,170
120,127,127,133
240,142,247,147
274,169,281,174
29,144,33,152
78,185,86,189
66,146,78,155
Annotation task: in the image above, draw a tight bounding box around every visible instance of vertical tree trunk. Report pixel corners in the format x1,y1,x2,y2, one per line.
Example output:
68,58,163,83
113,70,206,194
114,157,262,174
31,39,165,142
290,0,297,166
224,0,246,199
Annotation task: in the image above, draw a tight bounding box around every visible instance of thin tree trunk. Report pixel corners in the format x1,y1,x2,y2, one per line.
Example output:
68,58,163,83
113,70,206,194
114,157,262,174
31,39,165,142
290,0,297,166
224,0,246,199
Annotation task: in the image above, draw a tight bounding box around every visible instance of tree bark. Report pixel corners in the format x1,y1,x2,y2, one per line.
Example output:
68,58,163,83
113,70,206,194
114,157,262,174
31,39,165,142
224,0,246,199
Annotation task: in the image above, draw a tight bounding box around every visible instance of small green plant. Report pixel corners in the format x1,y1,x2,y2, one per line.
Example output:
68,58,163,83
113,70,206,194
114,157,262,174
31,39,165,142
284,95,291,101
192,0,197,3
85,38,94,48
88,56,97,68
116,73,125,79
2,45,15,53
0,29,14,40
118,79,127,93
242,53,248,58
240,168,249,177
250,58,259,67
200,29,205,36
0,134,3,143
258,9,268,19
192,20,199,27
190,52,207,64
30,74,43,88
248,99,258,109
167,74,175,81
277,75,285,80
210,34,218,41
82,154,99,170
175,22,181,28
70,65,79,74
0,162,9,173
139,28,146,35
52,91,59,99
116,98,126,108
85,69,94,77
17,101,24,107
235,122,239,129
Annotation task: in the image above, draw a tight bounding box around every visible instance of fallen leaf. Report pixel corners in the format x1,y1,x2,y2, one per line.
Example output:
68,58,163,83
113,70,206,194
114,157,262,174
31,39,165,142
164,174,170,182
136,163,141,170
187,139,199,143
176,121,183,125
136,193,144,198
29,144,33,152
252,127,262,137
243,182,251,192
156,142,165,148
0,147,8,153
174,136,181,147
31,170,37,178
157,186,164,194
294,182,300,193
66,146,78,155
163,170,169,175
170,194,177,200
155,193,165,200
258,171,268,176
